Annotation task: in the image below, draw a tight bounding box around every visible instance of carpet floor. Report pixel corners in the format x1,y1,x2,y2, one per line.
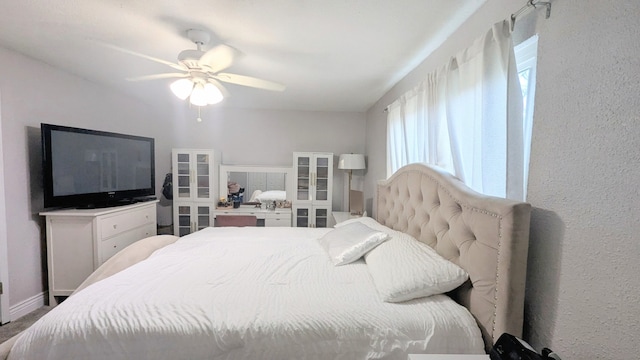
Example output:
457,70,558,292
0,306,52,343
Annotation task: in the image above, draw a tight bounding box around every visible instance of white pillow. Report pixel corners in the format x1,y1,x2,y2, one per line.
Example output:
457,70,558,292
255,190,287,202
333,215,383,229
317,222,390,266
248,190,262,202
364,229,469,303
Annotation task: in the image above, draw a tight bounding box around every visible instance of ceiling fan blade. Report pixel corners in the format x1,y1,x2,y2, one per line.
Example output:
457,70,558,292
126,73,188,82
213,73,286,92
198,44,238,73
101,43,186,71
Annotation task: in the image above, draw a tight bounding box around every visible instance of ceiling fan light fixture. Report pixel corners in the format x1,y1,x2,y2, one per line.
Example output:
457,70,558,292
113,29,283,108
189,83,208,107
170,78,194,100
204,83,224,104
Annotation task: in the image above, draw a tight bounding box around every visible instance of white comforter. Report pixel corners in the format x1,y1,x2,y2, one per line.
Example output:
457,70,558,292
9,227,484,359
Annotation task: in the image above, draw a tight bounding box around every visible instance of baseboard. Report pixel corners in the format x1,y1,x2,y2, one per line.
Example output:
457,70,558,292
9,291,47,321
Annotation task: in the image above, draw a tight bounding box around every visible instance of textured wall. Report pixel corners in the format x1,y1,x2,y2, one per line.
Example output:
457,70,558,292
525,0,640,358
366,0,640,358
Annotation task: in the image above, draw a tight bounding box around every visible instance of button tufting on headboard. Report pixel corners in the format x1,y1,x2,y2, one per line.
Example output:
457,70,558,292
376,163,531,351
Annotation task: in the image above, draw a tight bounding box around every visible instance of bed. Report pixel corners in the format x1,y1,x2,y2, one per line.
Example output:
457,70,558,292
1,163,531,359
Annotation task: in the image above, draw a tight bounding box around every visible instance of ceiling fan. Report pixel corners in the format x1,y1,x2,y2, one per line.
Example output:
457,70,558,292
107,29,286,106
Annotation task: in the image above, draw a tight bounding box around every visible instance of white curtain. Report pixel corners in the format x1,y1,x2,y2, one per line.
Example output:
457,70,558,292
387,20,524,200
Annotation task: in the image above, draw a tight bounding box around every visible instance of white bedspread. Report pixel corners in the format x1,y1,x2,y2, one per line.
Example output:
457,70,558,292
9,227,484,359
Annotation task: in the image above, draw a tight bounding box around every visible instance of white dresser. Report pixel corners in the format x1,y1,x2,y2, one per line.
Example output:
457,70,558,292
41,201,158,305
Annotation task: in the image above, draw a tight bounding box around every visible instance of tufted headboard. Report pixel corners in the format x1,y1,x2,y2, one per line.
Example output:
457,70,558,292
376,163,531,349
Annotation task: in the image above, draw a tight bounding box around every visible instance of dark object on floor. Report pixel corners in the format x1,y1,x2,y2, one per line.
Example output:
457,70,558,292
490,333,561,360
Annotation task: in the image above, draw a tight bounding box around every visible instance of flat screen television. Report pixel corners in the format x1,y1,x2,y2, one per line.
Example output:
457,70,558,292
41,123,155,209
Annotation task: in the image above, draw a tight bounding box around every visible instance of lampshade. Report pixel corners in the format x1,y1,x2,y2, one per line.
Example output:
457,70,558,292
189,83,208,106
171,78,225,107
338,154,366,170
204,83,224,104
170,79,194,100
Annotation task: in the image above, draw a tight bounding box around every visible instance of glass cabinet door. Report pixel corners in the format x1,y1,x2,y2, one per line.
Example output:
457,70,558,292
292,152,332,227
314,207,329,228
196,206,211,231
176,153,192,199
295,207,310,227
177,204,193,236
293,206,330,228
296,155,311,201
174,150,214,202
314,156,330,202
195,153,210,199
175,204,213,236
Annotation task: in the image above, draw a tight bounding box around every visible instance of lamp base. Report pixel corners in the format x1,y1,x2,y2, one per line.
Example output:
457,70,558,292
349,189,364,215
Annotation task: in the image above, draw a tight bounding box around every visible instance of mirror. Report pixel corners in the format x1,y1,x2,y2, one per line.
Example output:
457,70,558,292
219,165,293,205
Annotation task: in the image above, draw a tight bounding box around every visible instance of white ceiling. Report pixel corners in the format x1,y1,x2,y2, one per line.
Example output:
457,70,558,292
0,0,486,112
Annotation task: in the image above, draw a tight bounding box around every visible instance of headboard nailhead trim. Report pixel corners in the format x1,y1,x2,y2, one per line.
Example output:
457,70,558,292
492,217,503,338
377,167,506,345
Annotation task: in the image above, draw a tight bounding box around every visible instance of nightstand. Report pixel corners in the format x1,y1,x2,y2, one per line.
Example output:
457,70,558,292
407,355,489,360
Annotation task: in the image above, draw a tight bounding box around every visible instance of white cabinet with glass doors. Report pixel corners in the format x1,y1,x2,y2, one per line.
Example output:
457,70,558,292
172,149,220,236
292,152,333,227
172,149,218,202
174,203,214,237
292,205,331,228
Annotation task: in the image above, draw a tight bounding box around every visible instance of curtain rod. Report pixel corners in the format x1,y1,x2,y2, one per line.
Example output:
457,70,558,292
511,0,552,31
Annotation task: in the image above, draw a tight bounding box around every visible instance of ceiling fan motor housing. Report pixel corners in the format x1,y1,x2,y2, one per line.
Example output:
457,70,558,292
178,49,205,69
179,29,211,69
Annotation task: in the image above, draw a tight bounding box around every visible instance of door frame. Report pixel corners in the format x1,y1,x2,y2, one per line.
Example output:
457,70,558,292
0,89,10,324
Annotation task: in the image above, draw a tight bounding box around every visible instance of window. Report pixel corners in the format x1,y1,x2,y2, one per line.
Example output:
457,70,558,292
514,35,539,198
386,23,538,201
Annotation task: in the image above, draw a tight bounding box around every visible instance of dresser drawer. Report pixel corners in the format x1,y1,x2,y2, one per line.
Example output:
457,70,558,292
99,205,155,240
99,223,156,265
267,210,290,217
265,213,291,227
214,209,262,218
265,218,290,227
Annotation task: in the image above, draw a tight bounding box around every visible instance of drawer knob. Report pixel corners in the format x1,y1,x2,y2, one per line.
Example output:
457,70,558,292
113,225,117,229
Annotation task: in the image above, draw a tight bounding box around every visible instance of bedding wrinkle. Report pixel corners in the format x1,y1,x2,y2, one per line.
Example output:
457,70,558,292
8,227,483,359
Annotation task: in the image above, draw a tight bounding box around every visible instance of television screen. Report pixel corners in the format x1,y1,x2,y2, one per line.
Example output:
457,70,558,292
42,123,155,208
